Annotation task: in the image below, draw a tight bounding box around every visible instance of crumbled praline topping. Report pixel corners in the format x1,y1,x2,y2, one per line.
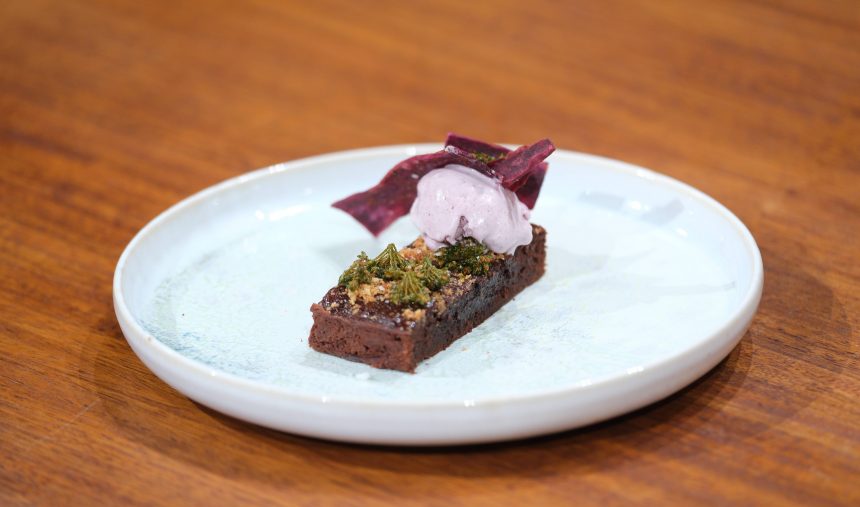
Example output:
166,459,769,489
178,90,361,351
351,277,391,305
401,308,426,321
399,238,429,261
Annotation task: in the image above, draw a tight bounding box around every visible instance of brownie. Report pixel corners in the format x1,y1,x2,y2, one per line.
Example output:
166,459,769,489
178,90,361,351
308,225,546,372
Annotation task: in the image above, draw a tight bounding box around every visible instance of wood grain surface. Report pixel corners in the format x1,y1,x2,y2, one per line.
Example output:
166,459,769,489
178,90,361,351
2,0,859,505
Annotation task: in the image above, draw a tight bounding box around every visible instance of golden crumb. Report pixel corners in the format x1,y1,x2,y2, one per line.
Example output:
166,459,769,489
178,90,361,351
457,273,471,282
399,248,422,261
354,277,392,303
356,284,376,303
433,294,447,313
401,308,426,321
400,239,432,262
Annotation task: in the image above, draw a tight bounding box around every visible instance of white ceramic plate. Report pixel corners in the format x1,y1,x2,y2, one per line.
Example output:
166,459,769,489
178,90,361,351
113,144,762,446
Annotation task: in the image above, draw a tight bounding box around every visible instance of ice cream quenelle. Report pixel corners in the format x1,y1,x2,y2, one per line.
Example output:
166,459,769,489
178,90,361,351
410,165,533,254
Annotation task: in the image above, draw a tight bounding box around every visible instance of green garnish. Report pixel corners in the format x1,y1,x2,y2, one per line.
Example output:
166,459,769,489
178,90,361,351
390,270,430,306
436,238,496,276
417,257,449,290
372,243,409,278
338,252,373,291
338,238,495,302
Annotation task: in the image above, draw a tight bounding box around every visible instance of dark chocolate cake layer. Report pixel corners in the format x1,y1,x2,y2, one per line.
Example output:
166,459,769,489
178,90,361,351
308,225,546,372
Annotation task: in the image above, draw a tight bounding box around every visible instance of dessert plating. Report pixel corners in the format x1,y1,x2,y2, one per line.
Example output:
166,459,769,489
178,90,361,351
309,134,554,372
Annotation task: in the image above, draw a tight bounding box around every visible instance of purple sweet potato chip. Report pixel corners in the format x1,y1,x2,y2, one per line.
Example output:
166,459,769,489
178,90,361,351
490,139,555,187
333,135,554,236
512,161,548,209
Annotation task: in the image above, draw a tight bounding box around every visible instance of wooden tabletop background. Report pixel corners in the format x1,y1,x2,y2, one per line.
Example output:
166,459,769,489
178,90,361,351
2,0,858,505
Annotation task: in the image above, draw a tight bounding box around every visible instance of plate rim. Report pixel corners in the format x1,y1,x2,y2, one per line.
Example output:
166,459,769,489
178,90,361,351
114,144,763,412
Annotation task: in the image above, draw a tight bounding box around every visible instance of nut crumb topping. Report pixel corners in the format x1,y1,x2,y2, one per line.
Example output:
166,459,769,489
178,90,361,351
433,295,447,313
350,277,392,304
400,238,432,261
401,308,426,321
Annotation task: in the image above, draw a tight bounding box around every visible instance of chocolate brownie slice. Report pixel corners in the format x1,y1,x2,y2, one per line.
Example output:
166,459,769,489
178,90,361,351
308,225,546,372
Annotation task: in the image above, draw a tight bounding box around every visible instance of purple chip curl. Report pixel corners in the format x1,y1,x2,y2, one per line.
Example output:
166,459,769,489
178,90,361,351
511,162,548,209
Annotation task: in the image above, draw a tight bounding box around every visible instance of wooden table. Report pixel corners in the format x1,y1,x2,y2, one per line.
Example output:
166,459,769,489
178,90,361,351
2,0,858,505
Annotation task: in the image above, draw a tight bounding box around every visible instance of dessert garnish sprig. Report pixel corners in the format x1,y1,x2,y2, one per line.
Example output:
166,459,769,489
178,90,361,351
416,257,448,290
372,243,409,278
338,252,373,291
435,238,500,276
390,271,430,306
